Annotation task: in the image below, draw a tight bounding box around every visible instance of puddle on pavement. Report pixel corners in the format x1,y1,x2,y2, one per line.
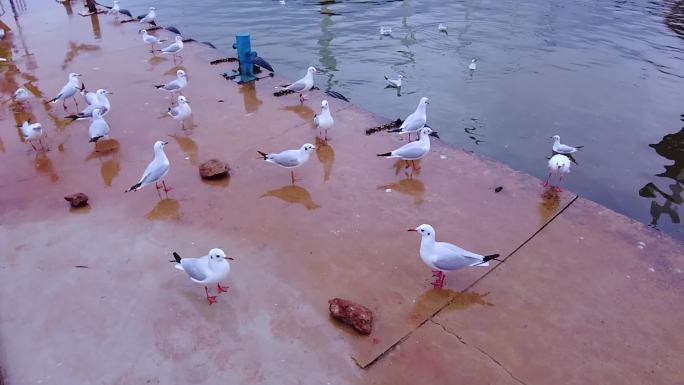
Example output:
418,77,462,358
169,133,198,165
379,177,426,205
284,104,315,123
238,82,262,114
539,188,561,223
260,184,320,210
145,198,181,220
314,137,335,181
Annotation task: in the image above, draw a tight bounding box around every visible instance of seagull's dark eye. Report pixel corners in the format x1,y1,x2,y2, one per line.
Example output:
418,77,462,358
420,229,424,232
427,233,431,236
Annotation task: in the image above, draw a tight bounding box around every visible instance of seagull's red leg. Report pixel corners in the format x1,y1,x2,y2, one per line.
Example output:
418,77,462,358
205,286,217,305
291,170,297,184
162,180,172,192
405,160,410,169
217,283,229,293
62,100,67,110
543,173,551,187
556,175,563,192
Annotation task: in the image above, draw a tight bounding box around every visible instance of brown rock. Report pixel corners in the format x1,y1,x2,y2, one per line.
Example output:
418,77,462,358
199,159,230,179
64,193,89,208
328,298,373,335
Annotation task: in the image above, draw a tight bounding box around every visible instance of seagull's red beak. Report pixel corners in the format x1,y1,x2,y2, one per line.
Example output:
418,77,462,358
407,228,417,232
225,256,235,260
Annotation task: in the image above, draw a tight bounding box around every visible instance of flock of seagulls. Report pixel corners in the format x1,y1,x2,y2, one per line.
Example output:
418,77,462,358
5,3,585,301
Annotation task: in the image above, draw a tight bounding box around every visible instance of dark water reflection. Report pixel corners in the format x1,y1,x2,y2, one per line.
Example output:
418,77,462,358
120,0,684,238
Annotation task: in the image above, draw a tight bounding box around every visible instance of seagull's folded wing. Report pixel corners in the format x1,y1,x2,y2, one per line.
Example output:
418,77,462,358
180,258,209,282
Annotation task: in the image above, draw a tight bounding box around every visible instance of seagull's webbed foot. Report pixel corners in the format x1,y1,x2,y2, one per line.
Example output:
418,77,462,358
205,286,217,305
217,283,229,293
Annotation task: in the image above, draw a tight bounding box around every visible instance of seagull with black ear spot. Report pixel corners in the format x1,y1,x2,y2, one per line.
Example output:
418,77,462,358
171,248,234,305
257,143,316,184
408,224,500,289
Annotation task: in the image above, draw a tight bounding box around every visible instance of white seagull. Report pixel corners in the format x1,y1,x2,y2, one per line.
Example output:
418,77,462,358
397,96,429,141
469,59,477,71
438,23,448,32
88,109,110,143
48,73,82,110
313,100,334,141
139,7,156,24
168,95,192,128
172,248,234,305
125,140,171,194
107,0,120,15
14,87,29,109
155,69,187,97
409,224,500,288
544,154,571,192
258,143,316,184
140,29,165,50
378,126,434,170
66,89,112,120
551,135,583,154
277,66,316,103
158,35,184,59
384,74,403,88
19,120,46,151
380,26,392,36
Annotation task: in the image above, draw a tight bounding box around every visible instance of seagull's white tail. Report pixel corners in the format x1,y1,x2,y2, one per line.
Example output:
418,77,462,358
174,264,185,272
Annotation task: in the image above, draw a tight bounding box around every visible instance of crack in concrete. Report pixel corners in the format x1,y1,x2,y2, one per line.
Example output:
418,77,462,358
429,320,529,385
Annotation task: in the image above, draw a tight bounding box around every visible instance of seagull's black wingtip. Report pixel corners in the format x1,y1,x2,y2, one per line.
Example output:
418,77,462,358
172,252,182,263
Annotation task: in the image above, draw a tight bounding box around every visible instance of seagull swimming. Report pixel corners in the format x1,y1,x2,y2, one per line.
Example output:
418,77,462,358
88,109,110,143
380,26,392,36
19,120,45,151
378,126,434,170
125,140,171,194
139,6,156,24
314,100,334,141
438,23,448,32
544,154,571,192
257,143,316,184
276,66,316,103
155,69,187,97
66,89,112,120
469,59,477,71
172,248,234,305
551,135,583,154
396,96,429,141
48,73,82,110
140,29,166,50
157,35,184,58
168,95,192,128
409,224,500,288
385,74,403,88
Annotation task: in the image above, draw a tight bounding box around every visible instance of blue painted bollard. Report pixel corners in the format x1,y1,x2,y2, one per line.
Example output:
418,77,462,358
231,32,257,83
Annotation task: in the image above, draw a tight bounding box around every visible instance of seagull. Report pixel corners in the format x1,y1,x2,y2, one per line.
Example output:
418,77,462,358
171,248,234,305
66,89,112,120
14,87,29,109
313,100,334,141
139,6,156,24
140,29,166,50
385,74,403,88
438,23,448,32
107,0,120,15
408,224,500,288
157,36,184,59
380,26,392,36
155,69,187,97
257,143,316,184
80,83,99,105
544,154,571,192
469,59,477,71
396,96,428,141
88,108,110,143
276,66,316,103
0,28,5,40
48,73,82,110
378,126,434,170
168,95,192,128
19,120,45,151
125,140,171,194
551,135,583,154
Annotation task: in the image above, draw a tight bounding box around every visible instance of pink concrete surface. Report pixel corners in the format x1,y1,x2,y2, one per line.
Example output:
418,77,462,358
0,2,681,385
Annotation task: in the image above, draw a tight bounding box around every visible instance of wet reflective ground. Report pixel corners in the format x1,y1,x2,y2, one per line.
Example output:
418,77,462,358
121,0,684,239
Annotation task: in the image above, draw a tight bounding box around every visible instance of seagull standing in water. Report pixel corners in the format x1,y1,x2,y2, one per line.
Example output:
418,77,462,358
48,73,81,110
384,74,403,88
378,126,435,171
258,143,316,184
396,96,429,141
125,140,171,195
168,95,192,128
19,120,46,151
88,109,110,143
139,7,156,24
172,248,234,305
158,36,184,60
314,100,334,141
544,154,571,192
551,135,583,154
155,70,187,100
140,29,166,50
277,66,316,103
409,224,500,288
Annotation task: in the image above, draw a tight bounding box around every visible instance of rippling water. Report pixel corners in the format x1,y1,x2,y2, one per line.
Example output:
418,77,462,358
122,0,684,239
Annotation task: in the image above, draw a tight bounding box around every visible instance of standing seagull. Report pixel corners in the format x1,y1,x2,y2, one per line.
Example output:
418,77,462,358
172,248,234,305
313,100,334,141
125,140,171,194
257,143,316,184
378,126,435,170
14,87,29,109
384,74,403,88
155,70,187,99
107,0,120,15
66,89,112,120
469,59,477,72
396,96,429,141
48,73,82,110
277,66,316,103
168,95,192,128
544,154,571,192
19,120,46,151
88,109,110,143
140,29,165,50
409,224,499,289
139,7,156,24
157,36,184,60
551,135,583,154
